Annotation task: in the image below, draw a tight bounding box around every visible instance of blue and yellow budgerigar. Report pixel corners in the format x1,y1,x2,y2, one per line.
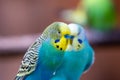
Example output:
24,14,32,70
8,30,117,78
15,22,74,80
51,23,94,80
15,22,94,80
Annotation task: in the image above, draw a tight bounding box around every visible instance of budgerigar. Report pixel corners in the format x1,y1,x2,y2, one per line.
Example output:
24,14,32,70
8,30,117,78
83,0,116,31
15,22,74,80
51,24,94,80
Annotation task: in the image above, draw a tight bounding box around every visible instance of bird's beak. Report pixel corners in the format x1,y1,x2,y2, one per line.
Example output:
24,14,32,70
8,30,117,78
64,34,75,51
64,34,74,45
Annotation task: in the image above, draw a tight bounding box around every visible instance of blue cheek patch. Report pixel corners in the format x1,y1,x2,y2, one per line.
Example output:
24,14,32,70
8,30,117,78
55,39,60,43
78,39,82,44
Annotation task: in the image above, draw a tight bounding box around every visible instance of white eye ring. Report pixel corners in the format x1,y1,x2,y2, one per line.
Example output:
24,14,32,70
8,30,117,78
57,31,61,36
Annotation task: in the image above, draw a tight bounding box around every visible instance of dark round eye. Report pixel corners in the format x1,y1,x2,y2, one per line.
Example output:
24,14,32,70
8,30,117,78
57,31,61,34
78,39,82,44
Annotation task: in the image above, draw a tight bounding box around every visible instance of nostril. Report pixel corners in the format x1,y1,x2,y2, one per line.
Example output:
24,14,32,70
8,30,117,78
70,36,74,39
64,34,69,39
55,39,60,43
64,34,74,39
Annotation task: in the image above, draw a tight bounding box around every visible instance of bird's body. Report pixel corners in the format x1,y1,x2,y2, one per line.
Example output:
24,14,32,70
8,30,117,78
24,40,64,80
51,41,94,80
15,22,94,80
15,22,71,80
51,24,94,80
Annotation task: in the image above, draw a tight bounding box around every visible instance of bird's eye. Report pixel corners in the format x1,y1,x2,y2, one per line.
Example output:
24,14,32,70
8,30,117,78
57,30,61,34
78,39,82,44
57,31,61,37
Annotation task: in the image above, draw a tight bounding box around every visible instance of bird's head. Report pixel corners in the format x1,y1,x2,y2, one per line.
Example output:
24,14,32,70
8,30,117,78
66,23,86,51
44,22,85,51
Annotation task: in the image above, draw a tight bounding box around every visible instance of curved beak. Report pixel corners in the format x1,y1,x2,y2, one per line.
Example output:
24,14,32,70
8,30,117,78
64,34,74,51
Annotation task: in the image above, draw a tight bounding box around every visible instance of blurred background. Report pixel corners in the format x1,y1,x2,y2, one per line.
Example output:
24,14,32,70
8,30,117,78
0,0,120,80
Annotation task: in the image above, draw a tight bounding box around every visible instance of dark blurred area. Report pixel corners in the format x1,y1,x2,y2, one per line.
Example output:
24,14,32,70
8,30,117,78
0,0,120,80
